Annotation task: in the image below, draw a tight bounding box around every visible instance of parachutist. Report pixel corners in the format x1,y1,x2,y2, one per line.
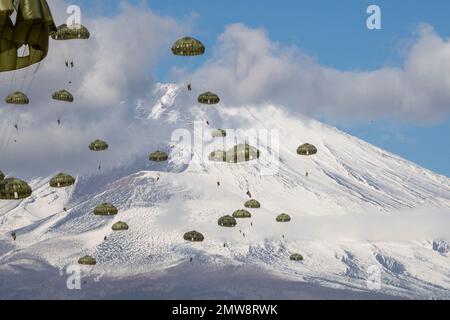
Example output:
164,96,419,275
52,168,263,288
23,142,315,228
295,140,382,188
104,236,107,241
187,83,192,91
65,61,69,68
98,165,101,171
70,61,74,68
190,257,193,263
206,121,210,126
57,119,61,126
246,190,252,198
11,232,16,241
306,172,309,177
217,181,220,187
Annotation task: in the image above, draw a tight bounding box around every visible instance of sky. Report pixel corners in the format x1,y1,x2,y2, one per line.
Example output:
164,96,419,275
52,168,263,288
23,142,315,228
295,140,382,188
73,0,450,177
1,0,449,178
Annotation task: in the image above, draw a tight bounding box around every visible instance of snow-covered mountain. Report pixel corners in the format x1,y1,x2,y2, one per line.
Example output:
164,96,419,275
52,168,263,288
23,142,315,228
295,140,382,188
1,83,449,299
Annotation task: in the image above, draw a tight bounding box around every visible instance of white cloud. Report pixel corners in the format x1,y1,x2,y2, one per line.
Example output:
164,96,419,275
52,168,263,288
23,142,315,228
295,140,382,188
188,23,450,123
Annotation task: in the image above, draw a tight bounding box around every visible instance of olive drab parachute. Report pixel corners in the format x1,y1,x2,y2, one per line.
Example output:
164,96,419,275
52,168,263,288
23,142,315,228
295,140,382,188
52,89,73,102
49,173,75,188
0,0,56,72
198,92,220,105
78,255,96,265
276,213,291,223
208,150,226,162
112,221,129,231
89,139,109,151
94,203,118,216
149,150,168,162
0,170,4,180
209,144,261,164
5,91,29,105
290,253,304,261
297,143,318,156
244,199,261,209
183,231,204,242
0,177,32,200
212,129,226,138
172,37,205,56
51,23,90,40
218,215,237,228
232,209,252,219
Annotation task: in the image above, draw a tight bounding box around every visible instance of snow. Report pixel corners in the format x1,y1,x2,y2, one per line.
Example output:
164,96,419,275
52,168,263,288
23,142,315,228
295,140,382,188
1,83,449,299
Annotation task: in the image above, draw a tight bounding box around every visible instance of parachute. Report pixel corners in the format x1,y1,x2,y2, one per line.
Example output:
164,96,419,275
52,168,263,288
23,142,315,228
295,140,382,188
172,37,205,56
49,173,75,188
149,150,168,162
183,230,204,242
52,89,74,102
78,255,96,266
244,199,261,209
232,209,252,219
290,253,304,261
218,215,237,228
94,203,118,216
297,143,318,156
51,23,90,40
0,0,56,72
276,214,291,223
212,129,226,138
0,170,4,180
89,139,109,151
209,144,261,164
198,92,220,105
112,221,129,231
0,177,32,200
5,91,29,105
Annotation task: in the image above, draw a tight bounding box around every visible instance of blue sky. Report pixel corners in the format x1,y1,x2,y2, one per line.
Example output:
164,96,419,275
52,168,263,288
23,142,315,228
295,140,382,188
73,0,450,177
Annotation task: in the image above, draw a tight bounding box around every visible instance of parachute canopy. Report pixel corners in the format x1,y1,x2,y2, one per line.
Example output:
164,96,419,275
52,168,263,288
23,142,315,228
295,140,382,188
112,221,129,231
209,144,261,164
0,0,56,72
232,209,252,219
94,203,118,216
0,170,4,181
49,173,75,188
212,129,226,138
244,199,261,209
89,139,109,151
276,213,291,223
78,255,96,265
297,143,317,156
183,230,204,242
198,91,220,105
218,215,237,228
51,23,90,40
52,90,73,102
0,177,32,200
5,91,29,105
172,37,205,56
290,253,304,261
149,150,168,162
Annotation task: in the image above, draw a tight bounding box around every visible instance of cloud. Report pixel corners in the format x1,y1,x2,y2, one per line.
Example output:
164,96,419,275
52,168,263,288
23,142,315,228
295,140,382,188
188,23,450,124
0,1,186,178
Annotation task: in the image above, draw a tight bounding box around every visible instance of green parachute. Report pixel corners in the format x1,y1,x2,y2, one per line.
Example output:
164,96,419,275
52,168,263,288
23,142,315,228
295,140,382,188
218,215,237,228
276,213,291,223
89,139,109,151
94,203,118,216
78,255,96,265
51,23,90,40
112,221,129,231
5,91,29,105
297,143,318,156
198,92,220,105
183,230,204,242
149,150,168,162
232,209,252,219
49,173,75,188
212,129,226,138
290,253,304,261
52,90,74,102
172,37,205,56
0,177,32,200
244,199,261,209
0,0,56,72
209,144,261,164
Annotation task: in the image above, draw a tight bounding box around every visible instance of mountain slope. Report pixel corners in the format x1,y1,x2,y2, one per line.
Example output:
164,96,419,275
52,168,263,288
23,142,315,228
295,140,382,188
1,83,449,299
